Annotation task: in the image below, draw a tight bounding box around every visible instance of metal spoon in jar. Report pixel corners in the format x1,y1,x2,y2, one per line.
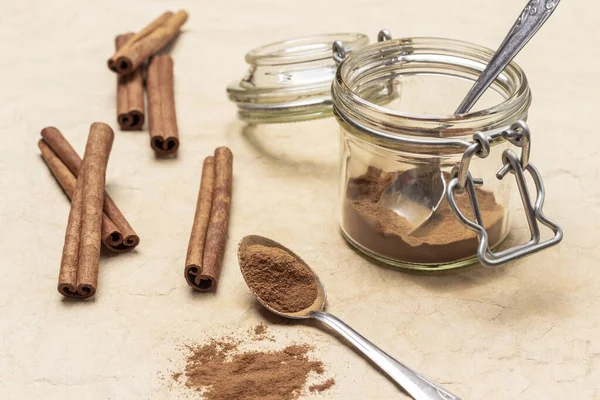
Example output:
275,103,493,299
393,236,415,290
378,0,561,229
238,235,461,400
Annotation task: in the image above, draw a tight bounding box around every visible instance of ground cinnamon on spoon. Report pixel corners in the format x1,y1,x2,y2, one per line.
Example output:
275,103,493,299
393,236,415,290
239,244,318,313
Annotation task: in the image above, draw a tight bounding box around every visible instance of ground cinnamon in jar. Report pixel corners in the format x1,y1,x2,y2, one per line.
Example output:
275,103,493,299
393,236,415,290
342,166,506,265
239,244,318,313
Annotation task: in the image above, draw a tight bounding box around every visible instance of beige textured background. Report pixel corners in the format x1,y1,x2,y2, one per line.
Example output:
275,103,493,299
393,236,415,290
1,0,598,399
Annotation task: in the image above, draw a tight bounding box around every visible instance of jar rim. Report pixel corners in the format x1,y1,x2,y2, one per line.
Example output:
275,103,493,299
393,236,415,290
228,33,370,123
333,37,532,143
245,33,369,66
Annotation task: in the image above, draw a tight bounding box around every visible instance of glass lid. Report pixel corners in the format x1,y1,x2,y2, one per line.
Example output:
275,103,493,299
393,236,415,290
227,33,369,123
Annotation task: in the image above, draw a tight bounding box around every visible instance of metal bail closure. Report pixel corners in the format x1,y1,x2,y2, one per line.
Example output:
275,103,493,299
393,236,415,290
333,29,392,65
446,121,563,267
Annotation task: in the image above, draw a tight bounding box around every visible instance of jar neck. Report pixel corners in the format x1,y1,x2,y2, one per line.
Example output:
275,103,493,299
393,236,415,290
227,33,369,123
332,37,531,152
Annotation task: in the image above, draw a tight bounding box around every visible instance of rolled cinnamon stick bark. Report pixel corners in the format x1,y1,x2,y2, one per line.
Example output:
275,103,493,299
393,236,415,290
195,147,233,292
59,171,84,297
58,123,114,299
185,156,215,290
39,140,121,247
116,33,144,130
40,127,139,252
147,54,179,155
107,10,188,75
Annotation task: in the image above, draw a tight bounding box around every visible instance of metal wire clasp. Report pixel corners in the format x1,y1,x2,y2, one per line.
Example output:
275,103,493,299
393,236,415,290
446,120,563,267
333,29,392,64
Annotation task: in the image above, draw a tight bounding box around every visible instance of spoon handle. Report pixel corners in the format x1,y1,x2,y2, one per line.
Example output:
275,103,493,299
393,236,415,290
455,0,561,114
310,311,461,400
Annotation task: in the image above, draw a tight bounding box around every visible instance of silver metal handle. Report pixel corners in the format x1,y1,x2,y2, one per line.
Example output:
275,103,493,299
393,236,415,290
446,121,562,266
455,0,561,114
333,29,392,65
310,310,461,400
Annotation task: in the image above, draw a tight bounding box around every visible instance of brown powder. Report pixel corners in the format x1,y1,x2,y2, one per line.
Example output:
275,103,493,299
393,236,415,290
239,244,318,313
309,378,336,393
249,322,274,342
343,166,507,264
254,323,267,335
177,337,333,400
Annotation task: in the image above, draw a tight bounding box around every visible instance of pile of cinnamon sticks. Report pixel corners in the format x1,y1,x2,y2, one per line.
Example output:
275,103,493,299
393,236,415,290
39,124,135,298
185,148,234,292
39,10,235,300
40,127,139,254
110,10,188,155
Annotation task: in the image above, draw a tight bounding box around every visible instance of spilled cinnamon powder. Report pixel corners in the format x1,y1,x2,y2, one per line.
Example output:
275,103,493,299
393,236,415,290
249,322,274,342
254,323,267,335
309,378,336,393
240,244,318,313
343,166,507,264
172,325,334,400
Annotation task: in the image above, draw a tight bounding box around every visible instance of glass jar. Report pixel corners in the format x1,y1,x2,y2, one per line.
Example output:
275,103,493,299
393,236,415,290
332,37,561,270
227,33,369,123
228,33,562,271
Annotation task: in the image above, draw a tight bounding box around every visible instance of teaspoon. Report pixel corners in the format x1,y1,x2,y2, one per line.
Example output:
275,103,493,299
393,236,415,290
238,235,461,400
456,0,561,114
380,0,562,233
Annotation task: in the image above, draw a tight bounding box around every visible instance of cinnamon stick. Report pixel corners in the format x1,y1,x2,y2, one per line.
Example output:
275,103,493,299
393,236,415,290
107,10,188,75
57,123,114,299
116,33,144,130
185,156,215,290
40,127,139,252
185,147,233,292
147,54,179,155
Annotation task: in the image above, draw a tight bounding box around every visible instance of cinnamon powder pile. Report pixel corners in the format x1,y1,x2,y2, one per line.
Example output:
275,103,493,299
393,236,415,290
240,244,318,313
174,330,334,400
254,323,267,335
309,378,336,393
343,166,506,264
249,322,274,342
